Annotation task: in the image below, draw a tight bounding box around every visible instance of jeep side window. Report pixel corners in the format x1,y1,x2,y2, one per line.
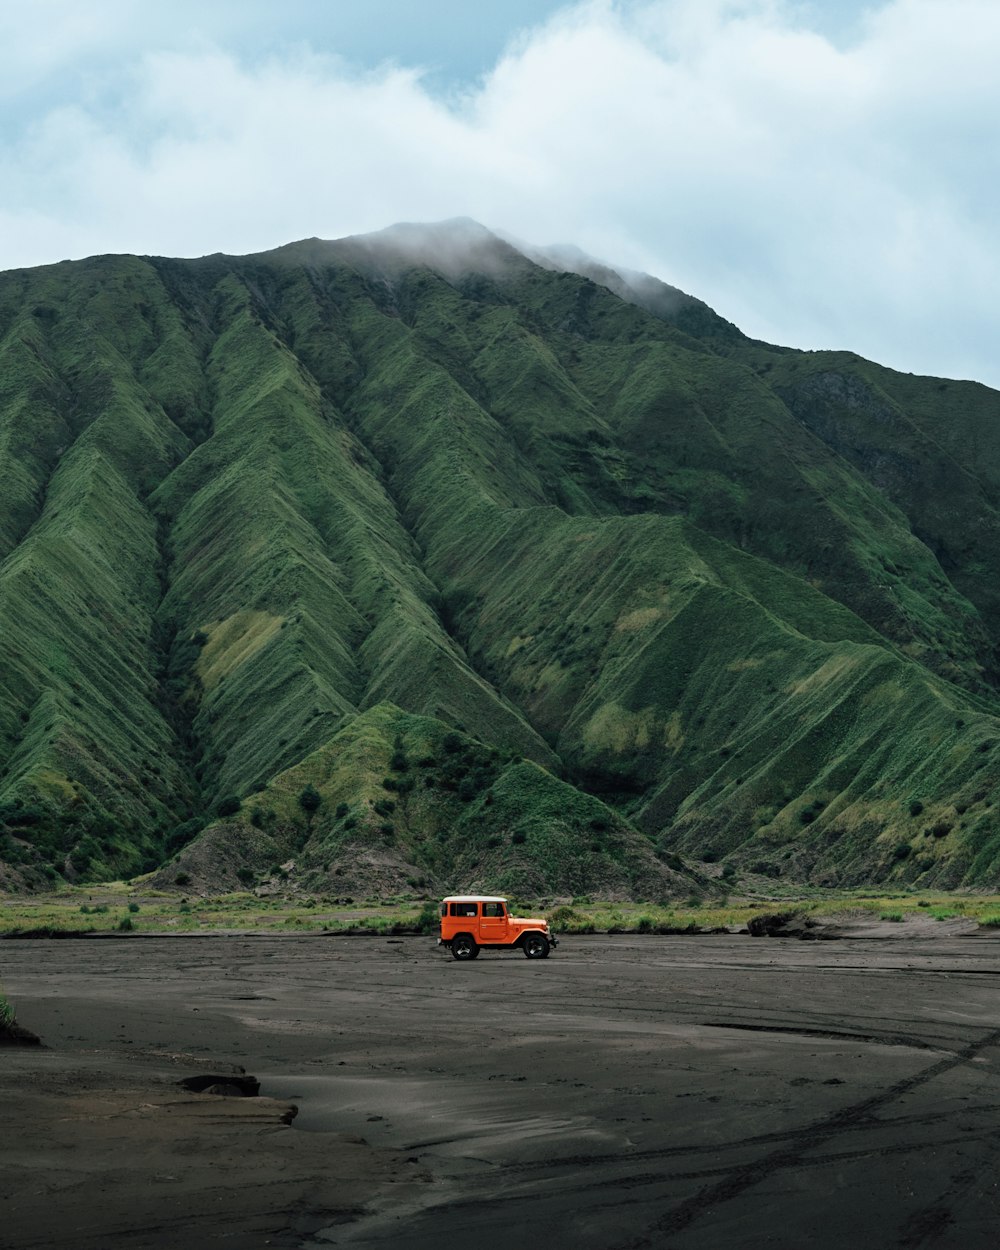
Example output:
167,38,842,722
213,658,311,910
450,902,478,917
482,902,505,917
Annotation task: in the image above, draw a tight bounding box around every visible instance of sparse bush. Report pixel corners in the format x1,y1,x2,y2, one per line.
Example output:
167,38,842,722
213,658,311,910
298,784,322,815
879,912,903,923
174,871,191,886
127,902,140,913
657,849,685,872
416,903,439,934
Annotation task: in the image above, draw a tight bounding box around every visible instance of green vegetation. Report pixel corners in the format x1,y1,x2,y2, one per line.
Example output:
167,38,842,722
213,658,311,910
3,882,1000,938
2,223,1000,897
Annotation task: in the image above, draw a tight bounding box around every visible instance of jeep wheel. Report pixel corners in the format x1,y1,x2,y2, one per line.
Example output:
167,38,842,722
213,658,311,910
523,933,550,959
451,933,478,960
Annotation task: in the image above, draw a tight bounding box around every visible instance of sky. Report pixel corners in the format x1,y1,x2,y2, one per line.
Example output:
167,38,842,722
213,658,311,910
2,0,998,387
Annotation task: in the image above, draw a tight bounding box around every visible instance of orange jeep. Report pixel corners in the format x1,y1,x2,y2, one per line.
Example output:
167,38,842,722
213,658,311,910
438,895,558,960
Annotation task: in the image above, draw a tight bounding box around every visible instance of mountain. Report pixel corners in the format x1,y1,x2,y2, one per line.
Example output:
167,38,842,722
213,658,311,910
1,218,999,895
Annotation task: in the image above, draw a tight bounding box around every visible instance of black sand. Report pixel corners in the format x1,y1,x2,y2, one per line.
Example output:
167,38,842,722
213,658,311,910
2,929,999,1248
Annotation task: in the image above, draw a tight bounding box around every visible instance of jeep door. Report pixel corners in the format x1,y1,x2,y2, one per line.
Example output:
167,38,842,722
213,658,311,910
479,901,508,944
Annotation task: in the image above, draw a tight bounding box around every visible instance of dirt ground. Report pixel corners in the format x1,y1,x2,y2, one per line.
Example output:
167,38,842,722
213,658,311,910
2,927,1000,1249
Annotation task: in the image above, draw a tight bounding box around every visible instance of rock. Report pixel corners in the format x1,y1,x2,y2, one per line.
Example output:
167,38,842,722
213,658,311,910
747,911,822,939
177,1073,260,1097
0,1021,42,1046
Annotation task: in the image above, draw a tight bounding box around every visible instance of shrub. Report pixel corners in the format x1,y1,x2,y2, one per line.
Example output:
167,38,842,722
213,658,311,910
127,902,140,913
909,800,924,817
511,830,527,845
216,795,241,818
174,871,191,886
416,903,439,934
117,915,135,932
236,867,254,885
879,912,903,922
893,842,911,860
335,802,349,819
298,784,322,814
443,732,463,754
390,751,408,772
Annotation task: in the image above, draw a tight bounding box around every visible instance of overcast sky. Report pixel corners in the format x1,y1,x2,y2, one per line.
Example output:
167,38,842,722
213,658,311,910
2,0,998,388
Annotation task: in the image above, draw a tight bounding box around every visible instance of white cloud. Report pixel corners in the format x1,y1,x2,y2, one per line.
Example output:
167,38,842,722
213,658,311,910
1,0,999,386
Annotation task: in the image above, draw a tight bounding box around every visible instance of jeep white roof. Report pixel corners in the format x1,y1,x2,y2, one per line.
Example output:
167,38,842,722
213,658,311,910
441,894,507,903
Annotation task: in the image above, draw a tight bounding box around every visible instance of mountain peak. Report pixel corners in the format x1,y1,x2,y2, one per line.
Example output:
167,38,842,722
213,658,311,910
327,216,530,282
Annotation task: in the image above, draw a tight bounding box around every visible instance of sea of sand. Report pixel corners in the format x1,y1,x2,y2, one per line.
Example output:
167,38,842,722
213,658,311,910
2,922,999,1248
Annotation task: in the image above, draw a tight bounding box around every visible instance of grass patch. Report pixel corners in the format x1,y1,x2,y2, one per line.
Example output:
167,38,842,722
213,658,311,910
4,882,1000,938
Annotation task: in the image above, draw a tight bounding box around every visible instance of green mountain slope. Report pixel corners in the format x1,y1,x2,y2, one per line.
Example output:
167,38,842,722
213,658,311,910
2,220,999,894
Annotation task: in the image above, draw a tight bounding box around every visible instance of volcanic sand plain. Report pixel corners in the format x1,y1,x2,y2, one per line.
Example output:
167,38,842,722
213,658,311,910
2,927,1000,1249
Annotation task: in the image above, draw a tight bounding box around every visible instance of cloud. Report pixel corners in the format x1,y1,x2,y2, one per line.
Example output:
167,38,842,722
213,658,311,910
1,0,999,387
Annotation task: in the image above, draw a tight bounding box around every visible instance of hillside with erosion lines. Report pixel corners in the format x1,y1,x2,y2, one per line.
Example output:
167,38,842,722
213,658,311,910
1,219,1000,896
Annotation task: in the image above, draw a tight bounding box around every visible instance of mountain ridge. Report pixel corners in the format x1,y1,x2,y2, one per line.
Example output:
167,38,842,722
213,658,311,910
2,220,999,895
